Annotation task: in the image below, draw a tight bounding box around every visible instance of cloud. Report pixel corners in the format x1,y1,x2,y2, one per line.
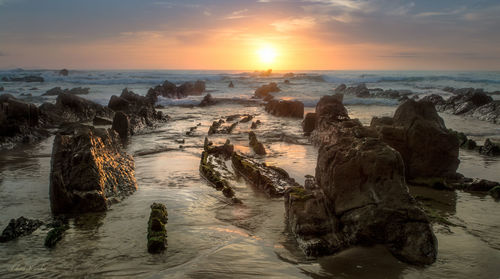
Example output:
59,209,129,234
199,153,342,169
271,17,316,32
303,0,368,11
415,7,466,18
224,8,250,20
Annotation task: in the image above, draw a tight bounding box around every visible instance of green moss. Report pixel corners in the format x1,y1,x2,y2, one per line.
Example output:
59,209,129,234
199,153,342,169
147,203,168,253
289,187,313,201
44,225,68,248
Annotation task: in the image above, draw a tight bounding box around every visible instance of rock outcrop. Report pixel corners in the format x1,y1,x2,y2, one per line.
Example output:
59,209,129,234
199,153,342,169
0,217,43,242
208,119,238,135
231,152,299,197
199,93,216,107
0,94,49,148
286,100,438,265
49,125,137,214
249,131,266,155
310,94,350,146
147,203,168,253
335,83,412,100
146,80,206,102
264,99,304,118
42,87,90,96
40,93,113,126
302,112,317,135
254,82,280,100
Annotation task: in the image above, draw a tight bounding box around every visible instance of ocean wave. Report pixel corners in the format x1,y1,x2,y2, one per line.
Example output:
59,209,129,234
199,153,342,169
322,74,500,85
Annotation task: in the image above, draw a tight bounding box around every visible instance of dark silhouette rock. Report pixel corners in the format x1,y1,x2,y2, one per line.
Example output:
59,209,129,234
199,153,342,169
302,113,317,135
2,75,44,82
479,139,500,156
250,120,261,129
93,116,113,126
147,203,168,253
178,80,206,96
249,131,266,155
228,81,234,88
49,126,137,214
42,87,90,96
59,69,69,76
310,94,350,145
254,82,280,99
44,219,69,248
199,94,216,107
240,115,253,123
0,217,43,242
264,99,304,118
111,111,130,140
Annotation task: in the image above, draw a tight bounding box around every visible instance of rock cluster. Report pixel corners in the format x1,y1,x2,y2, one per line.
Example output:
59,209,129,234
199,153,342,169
264,99,304,118
146,80,206,102
49,125,137,214
147,203,168,253
448,129,500,157
0,217,43,242
335,83,411,100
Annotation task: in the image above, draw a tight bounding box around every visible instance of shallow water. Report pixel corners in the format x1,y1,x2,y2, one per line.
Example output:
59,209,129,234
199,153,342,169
1,101,499,278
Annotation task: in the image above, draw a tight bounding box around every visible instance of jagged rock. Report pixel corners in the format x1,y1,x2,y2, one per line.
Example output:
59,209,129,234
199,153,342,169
249,131,266,155
199,139,239,202
111,111,130,140
2,76,44,82
0,217,43,242
264,99,304,118
93,116,113,126
286,120,437,265
479,139,500,156
44,219,69,248
59,69,69,76
1,94,48,147
148,203,168,253
228,81,234,88
49,125,137,214
199,94,216,107
372,100,459,180
250,120,261,129
240,115,253,123
40,93,113,126
254,82,280,99
310,94,350,145
231,152,299,197
208,119,237,135
146,80,178,102
302,113,317,135
42,87,90,96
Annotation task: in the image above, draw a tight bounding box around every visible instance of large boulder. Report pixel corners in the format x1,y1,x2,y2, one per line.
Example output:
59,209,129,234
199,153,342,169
40,93,113,126
302,113,317,135
286,114,437,265
372,100,460,180
310,94,350,145
49,125,137,214
264,99,304,118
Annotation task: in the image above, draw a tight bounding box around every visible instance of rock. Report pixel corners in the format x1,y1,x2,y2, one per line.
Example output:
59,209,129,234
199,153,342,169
420,94,445,106
199,94,216,107
42,87,90,96
0,217,43,242
479,139,500,156
231,152,299,197
111,111,130,140
264,99,304,118
432,89,499,123
146,80,178,101
199,139,239,202
250,120,261,129
59,69,69,76
302,113,317,135
240,115,253,123
334,84,346,94
228,81,234,88
2,76,44,82
178,80,206,96
310,94,350,145
336,83,370,97
208,118,238,135
372,100,460,180
93,116,113,126
44,219,69,248
489,186,500,199
49,126,137,214
287,120,437,265
464,179,500,192
254,82,280,99
0,94,48,147
148,203,168,253
249,131,266,155
40,93,113,126
284,80,290,84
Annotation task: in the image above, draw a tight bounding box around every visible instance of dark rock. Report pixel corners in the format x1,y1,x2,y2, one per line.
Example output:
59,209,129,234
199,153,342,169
147,203,168,253
178,80,206,96
420,94,445,106
111,111,130,140
228,81,234,88
284,80,290,84
489,186,500,199
250,120,261,129
42,87,90,96
208,119,237,135
372,100,459,180
264,99,304,118
146,80,179,101
3,76,44,82
44,219,69,248
0,217,43,242
302,113,317,135
240,115,253,123
49,126,137,214
199,94,216,107
231,152,299,197
254,82,280,99
479,139,500,156
433,89,499,123
249,131,266,155
59,69,69,76
310,94,350,145
93,116,113,126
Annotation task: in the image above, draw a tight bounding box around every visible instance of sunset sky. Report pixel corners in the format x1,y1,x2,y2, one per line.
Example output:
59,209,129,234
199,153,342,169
0,0,499,70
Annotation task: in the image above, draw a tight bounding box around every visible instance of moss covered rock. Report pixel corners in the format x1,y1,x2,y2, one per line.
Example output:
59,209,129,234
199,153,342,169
147,203,168,253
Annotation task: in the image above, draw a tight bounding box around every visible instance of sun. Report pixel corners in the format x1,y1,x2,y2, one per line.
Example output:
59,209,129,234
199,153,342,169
257,46,277,64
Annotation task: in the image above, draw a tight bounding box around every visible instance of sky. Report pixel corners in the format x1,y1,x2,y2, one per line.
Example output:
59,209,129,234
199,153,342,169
0,0,499,70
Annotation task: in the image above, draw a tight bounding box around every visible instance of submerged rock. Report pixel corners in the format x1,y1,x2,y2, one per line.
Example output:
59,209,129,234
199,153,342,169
249,131,266,155
264,99,304,118
254,82,280,100
231,152,299,197
49,125,137,214
148,203,168,253
59,69,69,76
0,217,43,242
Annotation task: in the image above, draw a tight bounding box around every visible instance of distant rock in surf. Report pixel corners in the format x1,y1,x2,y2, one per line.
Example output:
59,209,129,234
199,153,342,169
58,69,69,76
42,86,90,96
254,82,280,100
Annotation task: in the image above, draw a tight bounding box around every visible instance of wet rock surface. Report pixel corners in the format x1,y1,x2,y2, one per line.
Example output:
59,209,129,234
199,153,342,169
248,131,266,155
264,99,304,118
49,125,137,214
0,217,43,242
147,203,168,253
199,93,216,107
146,80,206,101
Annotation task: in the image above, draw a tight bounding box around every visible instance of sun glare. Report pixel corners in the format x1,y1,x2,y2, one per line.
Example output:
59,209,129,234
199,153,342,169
257,46,277,64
